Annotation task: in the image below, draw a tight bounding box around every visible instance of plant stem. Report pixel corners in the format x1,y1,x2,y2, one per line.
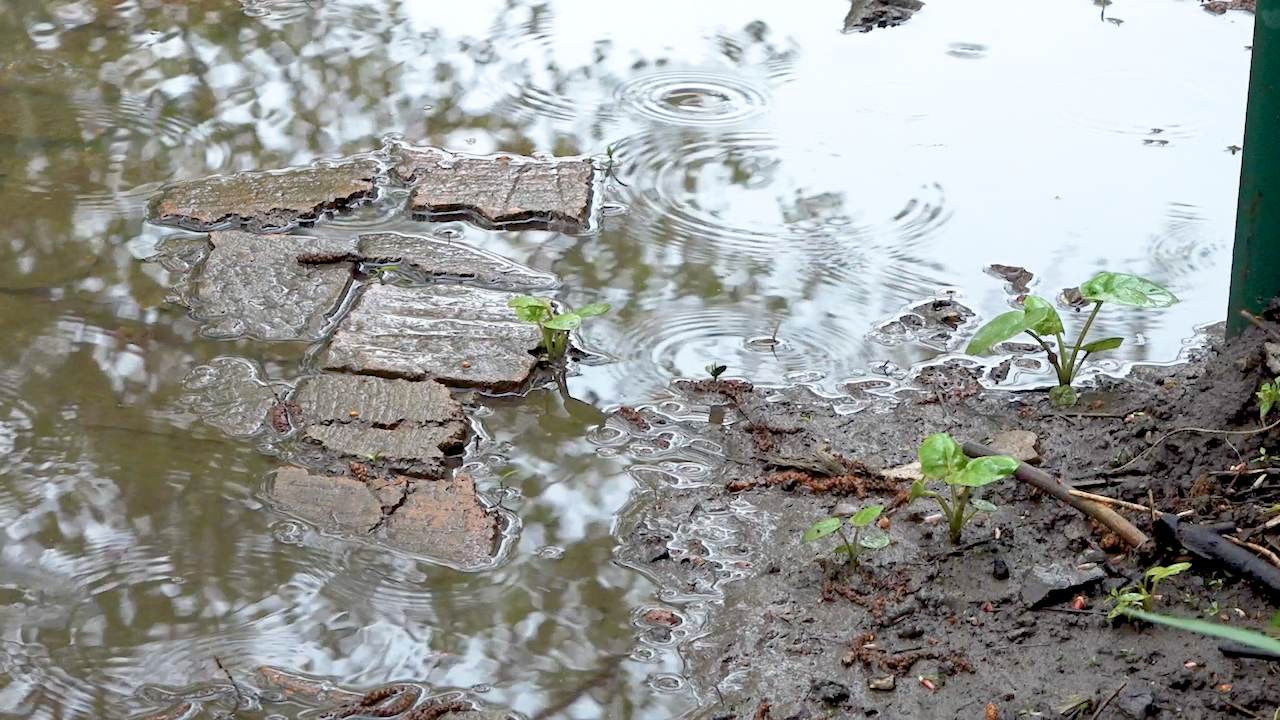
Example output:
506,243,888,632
836,526,859,564
949,485,965,544
1065,302,1104,384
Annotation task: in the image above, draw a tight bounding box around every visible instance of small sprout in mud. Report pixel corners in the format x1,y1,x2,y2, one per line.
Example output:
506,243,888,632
1257,380,1279,423
802,505,889,565
1106,562,1191,619
508,296,610,362
603,143,629,187
966,271,1176,407
706,362,727,380
910,433,1018,545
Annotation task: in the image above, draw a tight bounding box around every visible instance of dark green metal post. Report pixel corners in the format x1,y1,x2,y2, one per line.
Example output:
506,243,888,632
1228,2,1280,337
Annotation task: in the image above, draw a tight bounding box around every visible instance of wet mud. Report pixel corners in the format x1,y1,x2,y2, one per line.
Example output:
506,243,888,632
614,320,1280,719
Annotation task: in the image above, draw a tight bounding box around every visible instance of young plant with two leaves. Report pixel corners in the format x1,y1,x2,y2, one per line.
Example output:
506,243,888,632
802,505,890,565
909,433,1019,545
966,272,1177,407
508,296,610,362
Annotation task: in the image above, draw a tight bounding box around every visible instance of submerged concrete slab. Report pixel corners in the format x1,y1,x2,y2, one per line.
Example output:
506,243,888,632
271,466,383,533
323,283,542,392
395,146,595,234
384,473,498,569
294,374,467,478
150,157,380,232
190,231,355,341
356,232,558,290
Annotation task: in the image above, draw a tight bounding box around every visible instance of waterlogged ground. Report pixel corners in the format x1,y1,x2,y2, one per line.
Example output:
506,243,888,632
0,1,1262,718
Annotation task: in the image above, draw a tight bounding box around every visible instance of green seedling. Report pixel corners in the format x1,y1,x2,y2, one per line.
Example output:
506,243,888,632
1106,562,1191,619
1258,380,1279,423
706,362,727,380
604,144,629,187
802,505,889,565
508,296,610,361
967,271,1177,407
909,433,1019,544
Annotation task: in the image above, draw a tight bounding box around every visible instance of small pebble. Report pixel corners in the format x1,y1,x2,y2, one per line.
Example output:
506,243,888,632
993,557,1010,580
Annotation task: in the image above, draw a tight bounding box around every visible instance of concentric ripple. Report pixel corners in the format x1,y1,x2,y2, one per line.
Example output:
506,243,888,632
616,71,770,126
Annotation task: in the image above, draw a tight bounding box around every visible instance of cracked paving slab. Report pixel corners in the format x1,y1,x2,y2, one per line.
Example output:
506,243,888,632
395,145,596,234
149,156,380,232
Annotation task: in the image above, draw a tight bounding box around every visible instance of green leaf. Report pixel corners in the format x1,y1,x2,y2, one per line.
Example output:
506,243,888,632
576,302,611,318
909,479,928,502
1117,608,1280,656
802,517,843,543
513,305,550,324
1023,296,1064,336
860,534,891,550
950,455,1020,487
1049,385,1078,408
508,295,552,309
850,505,885,527
965,310,1029,355
969,498,998,513
543,313,582,331
1258,380,1279,422
1144,562,1191,586
1081,337,1123,354
919,433,968,480
1079,272,1177,308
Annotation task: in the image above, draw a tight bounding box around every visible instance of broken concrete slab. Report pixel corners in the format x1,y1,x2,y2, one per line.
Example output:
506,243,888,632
149,157,380,232
394,146,596,234
189,231,355,341
271,466,382,533
843,0,923,33
356,232,558,290
384,473,499,569
181,356,280,437
294,374,468,477
322,283,543,392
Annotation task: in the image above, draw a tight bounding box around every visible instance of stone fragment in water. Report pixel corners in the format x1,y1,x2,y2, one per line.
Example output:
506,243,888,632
189,231,355,341
356,232,558,290
843,0,924,33
294,374,467,478
271,466,382,533
323,283,542,392
396,146,596,233
149,157,380,232
181,356,280,437
383,473,499,569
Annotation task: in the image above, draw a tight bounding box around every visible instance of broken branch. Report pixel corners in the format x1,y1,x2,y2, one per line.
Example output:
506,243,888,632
963,441,1151,551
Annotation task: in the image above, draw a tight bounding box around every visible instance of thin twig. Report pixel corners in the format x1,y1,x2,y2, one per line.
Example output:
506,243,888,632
1224,699,1262,719
1224,534,1280,569
1109,419,1280,475
213,656,243,713
1091,682,1127,720
1240,309,1280,343
1067,489,1152,513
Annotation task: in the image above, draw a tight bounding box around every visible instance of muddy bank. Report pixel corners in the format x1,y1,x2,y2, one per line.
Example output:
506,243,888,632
614,321,1280,719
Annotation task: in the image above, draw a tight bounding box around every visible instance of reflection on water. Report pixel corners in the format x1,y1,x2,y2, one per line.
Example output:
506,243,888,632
0,0,1254,717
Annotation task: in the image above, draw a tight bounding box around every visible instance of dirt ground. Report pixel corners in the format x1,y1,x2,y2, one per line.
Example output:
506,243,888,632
612,318,1280,719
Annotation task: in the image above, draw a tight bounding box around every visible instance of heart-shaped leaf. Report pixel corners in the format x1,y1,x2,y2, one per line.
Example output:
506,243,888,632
850,505,885,527
950,455,1019,487
860,534,891,550
576,302,611,318
513,305,549,323
543,313,582,331
1023,295,1063,336
1080,272,1177,308
965,310,1029,355
919,433,967,480
803,517,843,543
1081,337,1123,354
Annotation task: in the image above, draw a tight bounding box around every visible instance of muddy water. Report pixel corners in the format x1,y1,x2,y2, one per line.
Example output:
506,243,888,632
0,0,1254,718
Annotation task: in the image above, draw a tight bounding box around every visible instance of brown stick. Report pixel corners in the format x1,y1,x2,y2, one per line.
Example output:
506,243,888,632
1068,488,1152,513
963,441,1151,551
1224,534,1280,569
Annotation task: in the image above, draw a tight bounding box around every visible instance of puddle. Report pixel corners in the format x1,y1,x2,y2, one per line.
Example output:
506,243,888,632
0,0,1258,717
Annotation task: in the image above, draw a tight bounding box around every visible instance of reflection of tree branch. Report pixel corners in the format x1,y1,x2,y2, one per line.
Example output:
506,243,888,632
530,653,629,720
